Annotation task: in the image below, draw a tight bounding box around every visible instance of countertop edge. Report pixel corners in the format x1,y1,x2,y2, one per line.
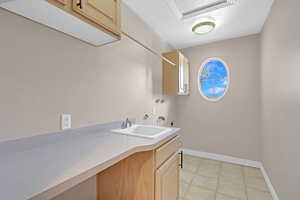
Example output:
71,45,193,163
30,127,180,200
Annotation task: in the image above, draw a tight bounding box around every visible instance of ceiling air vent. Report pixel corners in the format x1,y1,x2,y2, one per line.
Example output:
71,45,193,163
166,0,237,20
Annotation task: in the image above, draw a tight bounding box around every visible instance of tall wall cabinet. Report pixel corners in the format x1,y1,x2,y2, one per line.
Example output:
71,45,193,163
163,51,190,95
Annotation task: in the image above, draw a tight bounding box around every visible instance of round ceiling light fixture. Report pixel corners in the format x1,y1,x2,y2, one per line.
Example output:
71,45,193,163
192,21,216,35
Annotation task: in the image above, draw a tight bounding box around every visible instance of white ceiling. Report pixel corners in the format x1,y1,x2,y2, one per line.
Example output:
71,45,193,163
123,0,274,49
175,0,221,13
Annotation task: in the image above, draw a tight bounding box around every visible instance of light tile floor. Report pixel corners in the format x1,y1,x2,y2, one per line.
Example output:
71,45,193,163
180,155,273,200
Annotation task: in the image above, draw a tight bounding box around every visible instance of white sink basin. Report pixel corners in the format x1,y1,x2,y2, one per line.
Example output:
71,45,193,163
111,124,172,139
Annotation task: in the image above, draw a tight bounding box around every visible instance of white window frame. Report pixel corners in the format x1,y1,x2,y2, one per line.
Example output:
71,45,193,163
198,57,230,102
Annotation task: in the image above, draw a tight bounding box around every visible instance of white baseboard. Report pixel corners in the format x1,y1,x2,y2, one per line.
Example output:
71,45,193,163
182,148,279,200
182,148,262,168
260,166,280,200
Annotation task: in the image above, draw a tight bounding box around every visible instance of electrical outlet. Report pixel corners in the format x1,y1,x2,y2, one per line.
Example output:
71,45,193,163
61,114,71,130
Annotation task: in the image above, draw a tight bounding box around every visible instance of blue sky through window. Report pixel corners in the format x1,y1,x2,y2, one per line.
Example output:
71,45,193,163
200,59,228,99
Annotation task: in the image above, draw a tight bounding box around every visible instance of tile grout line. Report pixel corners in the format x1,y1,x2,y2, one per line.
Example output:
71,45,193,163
242,166,249,200
183,151,277,200
184,154,276,200
216,163,249,200
181,170,192,199
181,158,201,199
184,157,222,200
185,180,192,199
214,161,222,200
184,156,271,200
215,162,248,200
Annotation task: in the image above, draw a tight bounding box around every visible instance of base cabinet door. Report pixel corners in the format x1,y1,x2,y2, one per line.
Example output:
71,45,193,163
155,153,179,200
72,0,120,34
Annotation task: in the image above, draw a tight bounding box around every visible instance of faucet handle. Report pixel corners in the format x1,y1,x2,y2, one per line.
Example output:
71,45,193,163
143,114,150,120
121,118,134,129
127,118,133,127
121,121,127,129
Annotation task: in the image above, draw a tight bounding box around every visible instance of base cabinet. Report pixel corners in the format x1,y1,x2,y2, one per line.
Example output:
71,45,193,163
97,151,155,200
155,153,180,200
96,136,182,200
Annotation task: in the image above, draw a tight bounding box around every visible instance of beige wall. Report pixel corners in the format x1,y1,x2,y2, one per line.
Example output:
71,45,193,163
176,35,261,161
0,4,175,142
3,0,299,199
261,0,300,199
0,4,176,199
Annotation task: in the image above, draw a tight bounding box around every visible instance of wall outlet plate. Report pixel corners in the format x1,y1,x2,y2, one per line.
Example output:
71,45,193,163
61,114,71,130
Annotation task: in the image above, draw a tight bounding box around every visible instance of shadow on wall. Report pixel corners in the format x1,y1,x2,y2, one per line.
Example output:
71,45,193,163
0,3,176,142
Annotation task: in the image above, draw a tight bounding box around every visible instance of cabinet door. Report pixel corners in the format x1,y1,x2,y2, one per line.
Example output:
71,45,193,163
156,153,179,200
178,53,189,95
182,56,190,94
72,0,120,34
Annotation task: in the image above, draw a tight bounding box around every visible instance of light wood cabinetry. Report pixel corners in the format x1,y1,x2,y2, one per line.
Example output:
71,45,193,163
155,153,180,200
163,51,190,95
97,151,155,200
52,0,120,38
72,0,120,34
96,136,182,200
55,0,67,5
156,136,182,168
0,0,120,46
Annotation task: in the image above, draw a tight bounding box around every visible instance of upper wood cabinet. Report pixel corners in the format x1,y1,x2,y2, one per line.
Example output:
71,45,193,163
0,0,121,46
72,0,120,34
163,51,190,95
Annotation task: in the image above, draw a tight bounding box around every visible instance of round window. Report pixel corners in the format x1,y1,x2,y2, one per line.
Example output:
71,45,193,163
198,58,230,101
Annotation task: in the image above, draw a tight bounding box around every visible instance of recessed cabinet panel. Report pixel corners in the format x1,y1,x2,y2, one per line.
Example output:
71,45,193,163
156,136,182,168
88,0,115,19
156,153,180,200
73,0,120,34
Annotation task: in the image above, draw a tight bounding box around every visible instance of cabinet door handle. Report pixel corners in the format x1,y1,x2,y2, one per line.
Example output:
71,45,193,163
179,151,183,169
77,0,82,9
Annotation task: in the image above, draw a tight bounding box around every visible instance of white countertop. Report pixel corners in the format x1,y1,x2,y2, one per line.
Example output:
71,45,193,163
0,122,180,200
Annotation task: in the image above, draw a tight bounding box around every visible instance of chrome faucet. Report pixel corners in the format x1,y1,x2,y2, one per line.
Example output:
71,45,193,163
121,118,133,129
157,116,166,121
156,116,166,125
